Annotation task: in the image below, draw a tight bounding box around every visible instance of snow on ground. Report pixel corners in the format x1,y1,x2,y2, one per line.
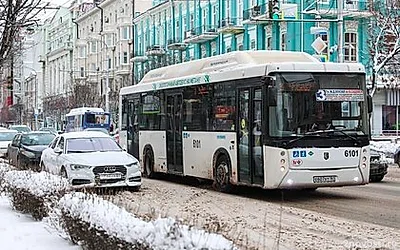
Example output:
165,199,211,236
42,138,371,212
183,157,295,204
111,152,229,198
0,196,80,250
370,140,400,156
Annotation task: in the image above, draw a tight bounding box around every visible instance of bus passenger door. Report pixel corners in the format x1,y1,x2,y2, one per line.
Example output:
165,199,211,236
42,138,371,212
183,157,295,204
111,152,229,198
166,93,183,174
237,87,264,186
127,97,140,159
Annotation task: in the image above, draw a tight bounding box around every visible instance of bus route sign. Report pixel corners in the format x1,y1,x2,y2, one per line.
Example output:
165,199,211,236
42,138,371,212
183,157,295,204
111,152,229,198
316,89,364,102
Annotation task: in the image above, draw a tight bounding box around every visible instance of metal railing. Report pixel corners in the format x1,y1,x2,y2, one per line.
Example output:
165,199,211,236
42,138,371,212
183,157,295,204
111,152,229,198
243,3,269,20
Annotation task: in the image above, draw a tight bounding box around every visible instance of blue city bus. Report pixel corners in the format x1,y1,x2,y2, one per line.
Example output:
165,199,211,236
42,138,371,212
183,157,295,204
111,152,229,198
65,107,111,133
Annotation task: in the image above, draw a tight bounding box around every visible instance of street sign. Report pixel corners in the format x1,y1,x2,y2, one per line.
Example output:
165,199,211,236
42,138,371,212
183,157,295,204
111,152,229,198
311,37,327,54
310,27,328,35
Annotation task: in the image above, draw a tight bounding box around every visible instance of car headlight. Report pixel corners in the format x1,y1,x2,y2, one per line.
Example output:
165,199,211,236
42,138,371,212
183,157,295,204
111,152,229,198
70,164,91,170
126,161,139,168
22,150,36,158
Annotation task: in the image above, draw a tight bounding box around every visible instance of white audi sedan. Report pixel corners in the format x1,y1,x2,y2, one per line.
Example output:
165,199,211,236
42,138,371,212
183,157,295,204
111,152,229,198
40,131,141,189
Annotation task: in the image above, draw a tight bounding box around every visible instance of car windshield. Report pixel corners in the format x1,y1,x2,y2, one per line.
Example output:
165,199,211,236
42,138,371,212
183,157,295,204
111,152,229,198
11,126,31,133
21,133,56,146
39,127,57,134
0,132,18,141
66,137,121,153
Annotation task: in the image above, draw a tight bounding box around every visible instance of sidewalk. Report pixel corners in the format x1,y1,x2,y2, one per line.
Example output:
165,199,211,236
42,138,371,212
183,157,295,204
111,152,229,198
0,196,80,250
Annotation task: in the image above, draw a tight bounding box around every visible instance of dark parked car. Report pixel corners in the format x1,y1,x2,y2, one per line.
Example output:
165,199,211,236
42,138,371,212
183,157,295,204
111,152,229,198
370,149,389,182
7,131,56,170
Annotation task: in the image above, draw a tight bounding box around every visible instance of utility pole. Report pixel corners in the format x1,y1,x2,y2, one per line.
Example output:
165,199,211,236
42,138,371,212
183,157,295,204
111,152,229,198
337,0,344,63
105,55,110,112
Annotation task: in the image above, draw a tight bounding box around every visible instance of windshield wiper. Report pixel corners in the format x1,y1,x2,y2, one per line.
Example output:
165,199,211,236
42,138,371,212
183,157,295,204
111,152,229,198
307,129,361,145
284,133,324,147
284,129,361,147
68,150,95,153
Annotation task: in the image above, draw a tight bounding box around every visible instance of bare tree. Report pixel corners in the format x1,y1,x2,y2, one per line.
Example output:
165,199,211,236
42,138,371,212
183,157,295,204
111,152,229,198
0,0,49,66
368,0,400,95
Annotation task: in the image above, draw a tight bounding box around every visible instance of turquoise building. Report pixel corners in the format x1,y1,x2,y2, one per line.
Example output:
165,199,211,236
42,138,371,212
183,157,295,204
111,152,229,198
132,0,371,84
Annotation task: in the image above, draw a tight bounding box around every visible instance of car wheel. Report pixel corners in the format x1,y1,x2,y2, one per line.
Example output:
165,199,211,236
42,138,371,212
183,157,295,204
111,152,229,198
16,157,24,170
213,154,232,193
144,150,154,178
129,186,140,192
370,175,384,182
60,167,68,179
40,161,46,172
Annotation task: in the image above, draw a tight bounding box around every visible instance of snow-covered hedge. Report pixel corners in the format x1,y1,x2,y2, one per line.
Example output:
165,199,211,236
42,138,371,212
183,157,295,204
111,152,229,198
4,170,70,220
0,163,12,193
59,192,237,250
4,170,70,197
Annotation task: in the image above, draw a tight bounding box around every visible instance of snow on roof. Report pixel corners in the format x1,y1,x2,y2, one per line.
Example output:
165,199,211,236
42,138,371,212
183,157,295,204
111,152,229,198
121,50,365,95
140,50,319,85
62,131,110,139
66,107,105,116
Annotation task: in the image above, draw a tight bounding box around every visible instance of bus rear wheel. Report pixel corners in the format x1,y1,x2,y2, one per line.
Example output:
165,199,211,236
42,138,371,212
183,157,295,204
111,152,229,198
214,155,232,193
144,150,154,178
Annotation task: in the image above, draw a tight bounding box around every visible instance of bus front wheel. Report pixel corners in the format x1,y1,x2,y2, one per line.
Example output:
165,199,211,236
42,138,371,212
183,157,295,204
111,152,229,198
213,155,232,193
144,150,154,178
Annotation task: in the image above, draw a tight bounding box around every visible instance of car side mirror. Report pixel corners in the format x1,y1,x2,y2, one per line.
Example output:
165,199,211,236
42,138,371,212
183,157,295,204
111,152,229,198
54,147,62,154
367,95,373,114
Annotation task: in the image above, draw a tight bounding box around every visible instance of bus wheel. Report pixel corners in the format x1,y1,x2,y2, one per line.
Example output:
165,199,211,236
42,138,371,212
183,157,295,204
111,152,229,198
144,150,154,178
214,155,232,193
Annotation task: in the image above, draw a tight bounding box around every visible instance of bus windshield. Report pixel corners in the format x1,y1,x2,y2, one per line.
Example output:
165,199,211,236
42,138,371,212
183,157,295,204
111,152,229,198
85,113,110,125
269,73,368,137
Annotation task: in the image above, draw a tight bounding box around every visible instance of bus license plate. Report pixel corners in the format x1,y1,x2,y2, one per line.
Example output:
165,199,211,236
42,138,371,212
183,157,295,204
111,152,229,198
99,173,122,180
313,176,336,184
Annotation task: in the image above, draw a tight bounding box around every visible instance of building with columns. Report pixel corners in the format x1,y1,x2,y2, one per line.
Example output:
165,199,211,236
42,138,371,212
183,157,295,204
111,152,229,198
132,0,371,84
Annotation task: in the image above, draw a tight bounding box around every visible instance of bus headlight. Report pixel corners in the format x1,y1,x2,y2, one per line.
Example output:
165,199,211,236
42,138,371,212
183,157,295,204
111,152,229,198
362,156,367,162
280,166,286,172
362,163,367,168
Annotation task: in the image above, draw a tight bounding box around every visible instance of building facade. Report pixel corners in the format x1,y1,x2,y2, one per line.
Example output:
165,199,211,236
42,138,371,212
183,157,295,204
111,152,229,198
43,7,74,129
71,0,152,123
132,0,371,84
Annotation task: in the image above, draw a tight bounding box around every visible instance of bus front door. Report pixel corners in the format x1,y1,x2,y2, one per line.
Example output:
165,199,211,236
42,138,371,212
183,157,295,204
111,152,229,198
237,88,264,186
166,93,183,174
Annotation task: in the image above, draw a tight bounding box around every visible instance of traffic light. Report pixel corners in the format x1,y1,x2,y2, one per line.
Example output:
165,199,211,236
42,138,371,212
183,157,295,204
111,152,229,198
6,76,12,90
269,0,280,19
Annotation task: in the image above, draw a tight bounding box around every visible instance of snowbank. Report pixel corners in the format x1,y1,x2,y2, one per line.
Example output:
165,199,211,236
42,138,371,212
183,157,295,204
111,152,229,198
59,192,237,250
370,141,399,155
4,170,70,197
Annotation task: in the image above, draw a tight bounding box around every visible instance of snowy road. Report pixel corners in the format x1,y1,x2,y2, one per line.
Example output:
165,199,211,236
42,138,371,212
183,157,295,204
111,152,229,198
0,196,80,250
108,165,400,250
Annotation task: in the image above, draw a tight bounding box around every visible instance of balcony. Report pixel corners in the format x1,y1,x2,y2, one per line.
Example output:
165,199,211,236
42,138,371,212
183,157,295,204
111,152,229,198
117,16,132,27
131,51,148,63
167,38,188,50
218,18,245,34
183,25,218,44
304,0,371,19
116,64,130,76
243,4,270,24
146,45,166,56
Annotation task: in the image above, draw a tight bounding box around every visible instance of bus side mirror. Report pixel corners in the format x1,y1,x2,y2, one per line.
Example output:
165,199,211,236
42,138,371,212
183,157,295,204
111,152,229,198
268,87,277,107
367,95,373,114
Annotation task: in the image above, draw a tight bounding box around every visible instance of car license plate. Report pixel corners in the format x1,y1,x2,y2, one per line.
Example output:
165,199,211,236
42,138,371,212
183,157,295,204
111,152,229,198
98,173,122,179
313,176,336,184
